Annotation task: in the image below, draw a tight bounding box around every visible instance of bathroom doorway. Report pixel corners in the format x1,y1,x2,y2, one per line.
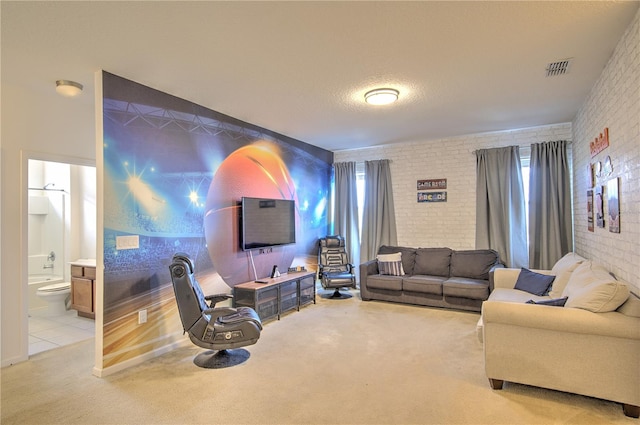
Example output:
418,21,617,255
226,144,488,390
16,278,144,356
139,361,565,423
27,159,97,355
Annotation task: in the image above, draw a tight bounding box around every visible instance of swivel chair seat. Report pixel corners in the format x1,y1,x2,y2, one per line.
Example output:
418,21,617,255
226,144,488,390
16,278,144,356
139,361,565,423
169,252,262,368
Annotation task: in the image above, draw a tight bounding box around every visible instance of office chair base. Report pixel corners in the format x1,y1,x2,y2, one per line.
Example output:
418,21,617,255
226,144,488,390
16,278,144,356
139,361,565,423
320,288,353,299
193,348,250,369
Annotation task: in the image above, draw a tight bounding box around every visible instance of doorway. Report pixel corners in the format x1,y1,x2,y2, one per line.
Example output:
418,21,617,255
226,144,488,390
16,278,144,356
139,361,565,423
27,158,96,355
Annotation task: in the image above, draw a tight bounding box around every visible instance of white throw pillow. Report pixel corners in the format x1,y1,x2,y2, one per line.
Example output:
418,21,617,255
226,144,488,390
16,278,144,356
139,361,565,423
562,262,630,312
548,253,585,298
377,252,405,276
551,252,585,274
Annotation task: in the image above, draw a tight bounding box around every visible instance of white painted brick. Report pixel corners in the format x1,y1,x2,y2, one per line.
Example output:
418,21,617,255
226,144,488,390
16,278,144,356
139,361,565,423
336,122,572,252
573,9,640,292
336,10,639,292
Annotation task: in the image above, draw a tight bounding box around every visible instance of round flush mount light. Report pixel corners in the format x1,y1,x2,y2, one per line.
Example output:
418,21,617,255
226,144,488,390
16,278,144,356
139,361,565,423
55,80,83,97
364,88,399,105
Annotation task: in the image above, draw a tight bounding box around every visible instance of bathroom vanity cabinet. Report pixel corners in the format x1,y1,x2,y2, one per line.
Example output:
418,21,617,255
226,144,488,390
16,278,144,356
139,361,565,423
70,260,96,319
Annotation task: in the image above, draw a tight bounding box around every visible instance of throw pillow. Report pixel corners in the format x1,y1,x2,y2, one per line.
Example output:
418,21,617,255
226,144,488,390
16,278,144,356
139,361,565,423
526,297,568,307
377,252,405,276
514,268,556,296
565,280,630,312
548,253,584,297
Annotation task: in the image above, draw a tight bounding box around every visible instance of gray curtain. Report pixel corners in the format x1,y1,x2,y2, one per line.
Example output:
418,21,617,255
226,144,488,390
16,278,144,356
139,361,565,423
476,146,528,268
360,159,398,263
333,161,360,272
529,140,572,269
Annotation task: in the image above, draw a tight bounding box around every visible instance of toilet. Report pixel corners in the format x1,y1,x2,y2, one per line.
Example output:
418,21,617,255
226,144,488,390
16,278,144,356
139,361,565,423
36,282,71,315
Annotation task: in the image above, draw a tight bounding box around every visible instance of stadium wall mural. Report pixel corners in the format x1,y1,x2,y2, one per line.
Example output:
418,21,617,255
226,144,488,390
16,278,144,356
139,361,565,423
101,71,332,368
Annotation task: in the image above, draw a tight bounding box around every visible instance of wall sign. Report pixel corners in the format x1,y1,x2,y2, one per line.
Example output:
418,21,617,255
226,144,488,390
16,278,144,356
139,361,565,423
417,179,447,190
590,127,609,157
418,191,447,202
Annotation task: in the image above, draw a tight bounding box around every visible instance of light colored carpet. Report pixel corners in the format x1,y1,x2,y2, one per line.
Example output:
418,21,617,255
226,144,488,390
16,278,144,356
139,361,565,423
1,287,632,424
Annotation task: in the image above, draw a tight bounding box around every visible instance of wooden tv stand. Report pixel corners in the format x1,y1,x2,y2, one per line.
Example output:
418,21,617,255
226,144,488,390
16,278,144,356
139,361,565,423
233,271,316,321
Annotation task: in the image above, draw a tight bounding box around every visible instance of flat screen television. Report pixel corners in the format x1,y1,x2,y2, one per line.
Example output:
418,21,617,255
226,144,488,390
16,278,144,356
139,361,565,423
240,197,296,251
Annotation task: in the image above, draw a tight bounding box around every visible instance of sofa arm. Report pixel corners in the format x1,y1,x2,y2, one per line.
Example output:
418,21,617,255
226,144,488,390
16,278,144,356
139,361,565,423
482,300,640,340
359,260,379,299
492,267,554,290
488,262,505,292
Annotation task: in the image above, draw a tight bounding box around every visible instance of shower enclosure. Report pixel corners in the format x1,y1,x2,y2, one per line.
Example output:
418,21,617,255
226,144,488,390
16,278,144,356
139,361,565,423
27,161,69,311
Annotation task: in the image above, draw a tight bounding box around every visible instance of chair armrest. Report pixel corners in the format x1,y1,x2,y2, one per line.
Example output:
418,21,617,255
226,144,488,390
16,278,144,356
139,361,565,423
205,293,232,307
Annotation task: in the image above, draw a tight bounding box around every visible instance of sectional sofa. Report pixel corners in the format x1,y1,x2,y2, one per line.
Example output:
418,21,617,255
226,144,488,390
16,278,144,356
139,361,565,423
478,253,640,418
359,245,503,312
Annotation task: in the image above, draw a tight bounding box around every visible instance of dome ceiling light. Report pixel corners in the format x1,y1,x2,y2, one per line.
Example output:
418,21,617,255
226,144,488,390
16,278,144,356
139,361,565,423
364,88,399,105
55,80,83,97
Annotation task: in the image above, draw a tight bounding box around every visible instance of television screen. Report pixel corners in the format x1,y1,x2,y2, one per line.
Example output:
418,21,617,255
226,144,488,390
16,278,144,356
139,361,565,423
241,197,296,251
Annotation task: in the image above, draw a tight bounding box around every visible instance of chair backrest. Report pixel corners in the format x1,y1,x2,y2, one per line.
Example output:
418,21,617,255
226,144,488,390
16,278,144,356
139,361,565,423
318,236,350,272
169,253,209,333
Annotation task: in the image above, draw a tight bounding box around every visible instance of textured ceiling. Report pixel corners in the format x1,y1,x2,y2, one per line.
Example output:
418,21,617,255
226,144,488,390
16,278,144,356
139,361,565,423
2,1,638,152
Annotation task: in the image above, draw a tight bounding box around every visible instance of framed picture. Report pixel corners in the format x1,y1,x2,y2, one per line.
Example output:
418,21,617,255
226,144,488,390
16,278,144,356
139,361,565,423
588,164,595,187
607,178,620,233
587,189,594,232
595,186,605,228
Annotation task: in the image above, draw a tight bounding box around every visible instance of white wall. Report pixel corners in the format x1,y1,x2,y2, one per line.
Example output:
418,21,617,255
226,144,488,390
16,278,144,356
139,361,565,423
1,82,96,366
335,123,572,251
572,8,640,293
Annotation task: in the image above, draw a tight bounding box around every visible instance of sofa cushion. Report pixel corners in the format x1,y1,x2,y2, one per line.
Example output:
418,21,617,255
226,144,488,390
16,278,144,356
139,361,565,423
378,245,416,275
443,278,489,300
413,247,452,277
403,275,445,295
562,262,630,312
450,249,499,280
526,297,568,307
548,252,585,298
514,268,556,296
366,275,403,291
488,288,551,304
377,252,405,276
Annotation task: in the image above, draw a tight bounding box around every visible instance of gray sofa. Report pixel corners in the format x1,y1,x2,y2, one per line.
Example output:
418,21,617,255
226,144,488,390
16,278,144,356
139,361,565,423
360,246,503,312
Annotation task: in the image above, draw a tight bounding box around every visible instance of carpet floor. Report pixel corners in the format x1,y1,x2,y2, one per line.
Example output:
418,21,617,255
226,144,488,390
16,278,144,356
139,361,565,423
1,287,633,424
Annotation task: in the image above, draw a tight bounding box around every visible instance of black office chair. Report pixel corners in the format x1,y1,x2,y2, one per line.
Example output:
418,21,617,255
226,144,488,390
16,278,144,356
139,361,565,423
169,252,262,368
318,235,357,298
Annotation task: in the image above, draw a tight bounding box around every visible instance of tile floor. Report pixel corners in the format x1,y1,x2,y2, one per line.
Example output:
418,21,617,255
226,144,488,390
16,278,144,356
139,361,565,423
28,308,95,356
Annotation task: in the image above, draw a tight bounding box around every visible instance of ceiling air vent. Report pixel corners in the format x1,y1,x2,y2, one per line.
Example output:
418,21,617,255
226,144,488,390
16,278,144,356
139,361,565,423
546,59,572,77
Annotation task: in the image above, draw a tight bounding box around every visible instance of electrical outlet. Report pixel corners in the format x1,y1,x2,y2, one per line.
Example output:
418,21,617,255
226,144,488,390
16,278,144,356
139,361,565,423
138,309,147,324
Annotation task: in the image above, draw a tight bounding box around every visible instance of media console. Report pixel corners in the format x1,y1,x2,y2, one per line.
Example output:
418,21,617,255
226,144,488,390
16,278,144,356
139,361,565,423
233,271,316,321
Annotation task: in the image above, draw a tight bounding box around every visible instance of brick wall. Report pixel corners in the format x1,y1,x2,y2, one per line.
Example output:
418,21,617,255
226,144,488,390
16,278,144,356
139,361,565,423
337,9,639,292
335,123,571,252
572,8,640,292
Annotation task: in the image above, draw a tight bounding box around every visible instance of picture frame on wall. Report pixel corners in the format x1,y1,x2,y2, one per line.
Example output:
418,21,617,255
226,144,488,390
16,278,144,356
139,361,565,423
607,178,620,233
595,185,605,228
587,189,594,232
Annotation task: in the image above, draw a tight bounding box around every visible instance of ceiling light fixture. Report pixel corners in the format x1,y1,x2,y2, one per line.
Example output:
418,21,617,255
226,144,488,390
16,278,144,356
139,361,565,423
55,80,83,97
364,88,399,105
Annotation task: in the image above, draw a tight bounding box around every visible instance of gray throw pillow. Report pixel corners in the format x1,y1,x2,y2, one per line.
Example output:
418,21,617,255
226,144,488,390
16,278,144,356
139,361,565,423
514,268,556,296
526,297,568,307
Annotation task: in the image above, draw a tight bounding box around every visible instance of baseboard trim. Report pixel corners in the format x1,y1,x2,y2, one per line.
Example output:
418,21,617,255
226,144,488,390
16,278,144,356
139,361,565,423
92,338,189,378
